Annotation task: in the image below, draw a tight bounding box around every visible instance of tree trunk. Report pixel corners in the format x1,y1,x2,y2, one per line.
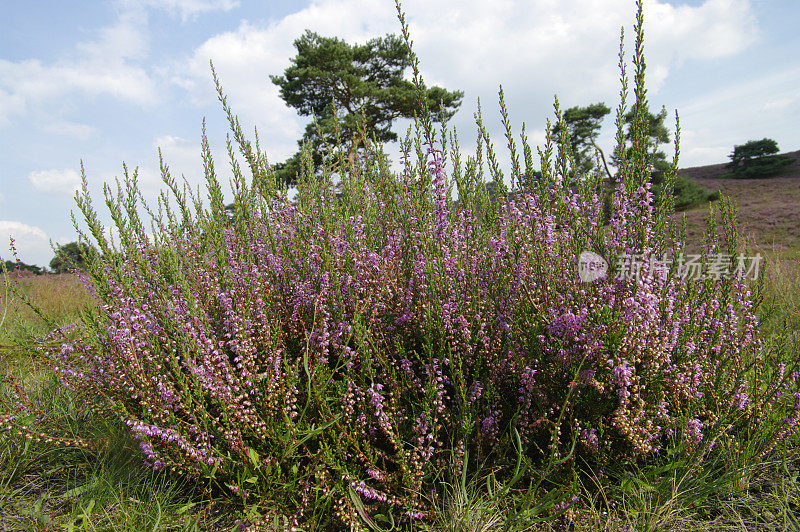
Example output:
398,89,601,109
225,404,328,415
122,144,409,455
347,135,363,168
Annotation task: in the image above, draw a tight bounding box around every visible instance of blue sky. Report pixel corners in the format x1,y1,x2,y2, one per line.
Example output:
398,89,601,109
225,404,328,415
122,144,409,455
1,0,799,268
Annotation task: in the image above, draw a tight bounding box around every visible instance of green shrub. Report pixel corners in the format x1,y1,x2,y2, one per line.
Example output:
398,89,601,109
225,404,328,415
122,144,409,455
669,175,715,211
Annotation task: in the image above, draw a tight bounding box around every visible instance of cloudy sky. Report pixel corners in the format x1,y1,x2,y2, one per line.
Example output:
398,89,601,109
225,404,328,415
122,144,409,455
1,0,798,268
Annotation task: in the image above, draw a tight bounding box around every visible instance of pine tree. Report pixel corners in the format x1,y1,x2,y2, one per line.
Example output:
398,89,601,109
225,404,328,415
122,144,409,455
270,30,463,184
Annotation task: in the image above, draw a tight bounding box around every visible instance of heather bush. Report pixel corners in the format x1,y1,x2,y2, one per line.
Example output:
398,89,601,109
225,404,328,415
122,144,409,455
19,1,799,528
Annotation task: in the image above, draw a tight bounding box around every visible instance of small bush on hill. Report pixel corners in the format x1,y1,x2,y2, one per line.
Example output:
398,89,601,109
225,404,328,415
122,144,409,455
726,138,794,179
671,174,717,210
615,105,715,212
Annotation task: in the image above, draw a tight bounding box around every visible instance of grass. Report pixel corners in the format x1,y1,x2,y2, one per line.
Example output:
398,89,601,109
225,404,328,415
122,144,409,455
755,248,800,352
0,275,797,530
0,380,201,530
1,273,96,351
0,273,238,530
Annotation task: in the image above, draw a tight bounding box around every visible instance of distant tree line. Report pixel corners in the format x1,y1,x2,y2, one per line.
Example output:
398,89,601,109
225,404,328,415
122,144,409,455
2,259,44,275
2,241,97,276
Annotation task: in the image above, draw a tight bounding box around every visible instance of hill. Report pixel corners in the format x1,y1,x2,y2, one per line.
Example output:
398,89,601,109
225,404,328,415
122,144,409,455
674,150,800,254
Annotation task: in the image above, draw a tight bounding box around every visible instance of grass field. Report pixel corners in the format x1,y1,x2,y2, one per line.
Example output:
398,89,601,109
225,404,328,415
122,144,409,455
1,157,799,530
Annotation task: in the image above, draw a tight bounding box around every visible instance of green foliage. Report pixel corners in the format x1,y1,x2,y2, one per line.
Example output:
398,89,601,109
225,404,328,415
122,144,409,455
270,30,464,184
0,274,95,346
556,102,611,176
731,138,780,163
0,368,223,531
610,105,714,211
552,100,713,214
671,175,717,211
727,138,794,179
615,105,670,186
2,260,43,276
49,241,97,274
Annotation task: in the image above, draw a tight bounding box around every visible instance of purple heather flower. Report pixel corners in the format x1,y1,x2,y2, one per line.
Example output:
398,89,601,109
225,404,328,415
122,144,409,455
687,418,703,443
581,428,599,453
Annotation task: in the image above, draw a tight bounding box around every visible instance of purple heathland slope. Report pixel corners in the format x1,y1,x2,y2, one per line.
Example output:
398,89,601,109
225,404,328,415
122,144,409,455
677,150,800,252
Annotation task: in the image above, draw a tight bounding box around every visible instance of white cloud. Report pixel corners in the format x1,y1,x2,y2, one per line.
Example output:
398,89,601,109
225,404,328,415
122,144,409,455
675,67,800,166
680,141,732,169
680,68,800,117
155,134,199,158
0,58,157,117
173,0,759,173
172,0,417,164
0,87,26,127
28,169,81,195
644,0,757,61
0,221,51,267
76,10,150,62
42,121,95,140
118,0,240,21
0,8,157,124
149,135,206,187
173,21,307,162
762,96,798,113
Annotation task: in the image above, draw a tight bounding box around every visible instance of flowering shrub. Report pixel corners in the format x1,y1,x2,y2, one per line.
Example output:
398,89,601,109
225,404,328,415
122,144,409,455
38,1,799,528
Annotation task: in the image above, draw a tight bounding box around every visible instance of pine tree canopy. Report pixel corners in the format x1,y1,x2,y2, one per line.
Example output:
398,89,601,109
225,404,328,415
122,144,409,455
270,30,464,185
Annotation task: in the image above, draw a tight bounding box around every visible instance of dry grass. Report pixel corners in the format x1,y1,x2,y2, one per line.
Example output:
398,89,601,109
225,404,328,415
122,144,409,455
0,273,95,352
757,249,800,346
669,156,800,345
